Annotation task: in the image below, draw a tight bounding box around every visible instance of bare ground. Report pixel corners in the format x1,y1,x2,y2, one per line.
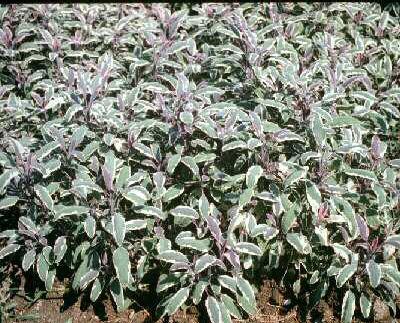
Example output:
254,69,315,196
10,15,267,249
5,278,351,323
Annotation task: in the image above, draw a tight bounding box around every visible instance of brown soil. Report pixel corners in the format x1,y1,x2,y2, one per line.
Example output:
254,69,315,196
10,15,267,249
234,280,299,323
7,289,146,323
4,278,382,323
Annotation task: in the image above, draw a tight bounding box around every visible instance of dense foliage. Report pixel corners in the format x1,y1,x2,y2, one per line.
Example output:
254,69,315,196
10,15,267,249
0,3,400,322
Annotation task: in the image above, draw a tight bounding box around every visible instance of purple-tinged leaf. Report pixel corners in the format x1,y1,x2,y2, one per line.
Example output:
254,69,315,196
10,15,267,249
356,215,369,241
205,215,223,246
266,213,277,227
170,262,191,272
224,249,240,270
102,166,114,192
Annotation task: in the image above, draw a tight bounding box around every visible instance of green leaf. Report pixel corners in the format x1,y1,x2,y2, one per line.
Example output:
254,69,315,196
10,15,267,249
235,242,262,256
196,86,224,97
193,279,208,305
221,294,242,319
360,293,371,319
36,141,60,160
36,252,49,282
158,250,189,264
372,183,386,209
331,243,352,263
315,226,329,246
157,274,180,293
311,114,326,146
341,290,355,323
257,191,277,202
194,254,216,273
218,275,237,294
195,122,218,138
110,278,126,312
112,213,126,246
0,169,18,193
168,41,188,55
239,188,253,207
274,129,304,142
0,196,18,209
286,233,312,254
54,236,67,263
332,197,358,238
237,294,256,316
306,181,321,218
219,299,232,323
90,278,103,302
176,234,211,252
45,97,64,110
330,115,361,128
236,276,255,304
79,270,99,291
284,169,306,188
34,184,54,211
246,165,263,188
0,244,20,260
45,269,56,291
54,205,89,220
165,287,190,316
126,219,147,231
133,142,154,159
385,234,400,249
116,166,131,191
153,171,166,191
141,82,168,94
199,193,209,218
65,104,83,122
82,141,99,161
163,184,184,202
336,262,357,288
249,111,263,135
40,159,61,178
366,259,381,288
381,264,400,287
389,159,400,168
206,296,222,323
122,186,150,206
353,90,376,102
181,156,199,177
136,206,166,220
113,246,131,286
344,169,378,182
180,111,194,124
247,138,262,150
170,206,199,219
103,151,117,179
167,154,181,174
84,215,96,239
222,140,247,152
19,216,37,233
251,225,278,240
72,254,90,290
22,249,36,271
70,125,87,149
281,208,297,234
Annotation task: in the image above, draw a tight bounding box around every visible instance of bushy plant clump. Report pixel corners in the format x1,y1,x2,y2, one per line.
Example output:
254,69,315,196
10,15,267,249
0,3,400,322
